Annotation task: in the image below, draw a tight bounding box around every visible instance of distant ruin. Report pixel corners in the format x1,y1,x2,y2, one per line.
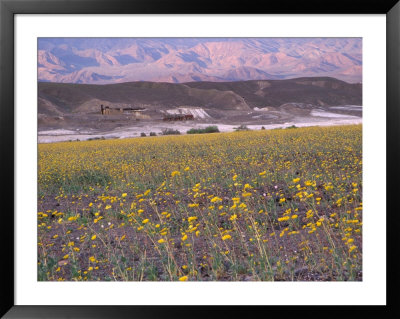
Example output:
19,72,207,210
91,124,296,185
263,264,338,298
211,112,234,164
100,104,146,115
100,105,109,115
163,114,194,121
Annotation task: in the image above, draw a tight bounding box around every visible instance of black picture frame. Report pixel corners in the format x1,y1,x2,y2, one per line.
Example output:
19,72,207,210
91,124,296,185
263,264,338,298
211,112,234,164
1,0,399,318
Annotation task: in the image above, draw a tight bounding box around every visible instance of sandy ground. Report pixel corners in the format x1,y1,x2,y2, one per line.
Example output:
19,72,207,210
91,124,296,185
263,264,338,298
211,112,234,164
38,105,362,143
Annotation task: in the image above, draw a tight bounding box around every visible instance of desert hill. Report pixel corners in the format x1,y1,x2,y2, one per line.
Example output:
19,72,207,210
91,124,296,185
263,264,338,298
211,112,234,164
38,77,361,116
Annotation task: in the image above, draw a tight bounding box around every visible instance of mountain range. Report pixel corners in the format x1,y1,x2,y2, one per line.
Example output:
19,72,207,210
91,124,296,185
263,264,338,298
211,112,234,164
38,38,362,84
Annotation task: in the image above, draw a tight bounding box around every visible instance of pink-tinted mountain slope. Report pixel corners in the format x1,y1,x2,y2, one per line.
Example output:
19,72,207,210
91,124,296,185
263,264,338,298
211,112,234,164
38,38,362,84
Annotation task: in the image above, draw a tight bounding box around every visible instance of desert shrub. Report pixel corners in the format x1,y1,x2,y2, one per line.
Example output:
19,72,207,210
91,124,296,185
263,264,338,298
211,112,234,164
286,125,297,129
187,128,200,134
141,132,147,137
235,125,250,131
261,126,266,130
162,128,181,135
187,126,219,134
203,126,220,133
150,132,157,136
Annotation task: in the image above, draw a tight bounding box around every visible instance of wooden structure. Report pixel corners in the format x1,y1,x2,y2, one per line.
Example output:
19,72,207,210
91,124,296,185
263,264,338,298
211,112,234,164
163,114,194,121
101,104,145,115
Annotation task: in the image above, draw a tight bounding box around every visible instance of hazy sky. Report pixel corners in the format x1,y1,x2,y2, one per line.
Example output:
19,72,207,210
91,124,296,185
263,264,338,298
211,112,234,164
39,37,362,51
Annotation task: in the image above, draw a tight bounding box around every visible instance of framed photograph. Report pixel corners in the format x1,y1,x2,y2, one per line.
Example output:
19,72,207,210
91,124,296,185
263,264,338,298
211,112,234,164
1,0,398,317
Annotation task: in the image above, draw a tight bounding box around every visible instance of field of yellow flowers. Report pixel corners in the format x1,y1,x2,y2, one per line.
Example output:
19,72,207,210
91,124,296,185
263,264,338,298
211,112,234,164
38,125,362,281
